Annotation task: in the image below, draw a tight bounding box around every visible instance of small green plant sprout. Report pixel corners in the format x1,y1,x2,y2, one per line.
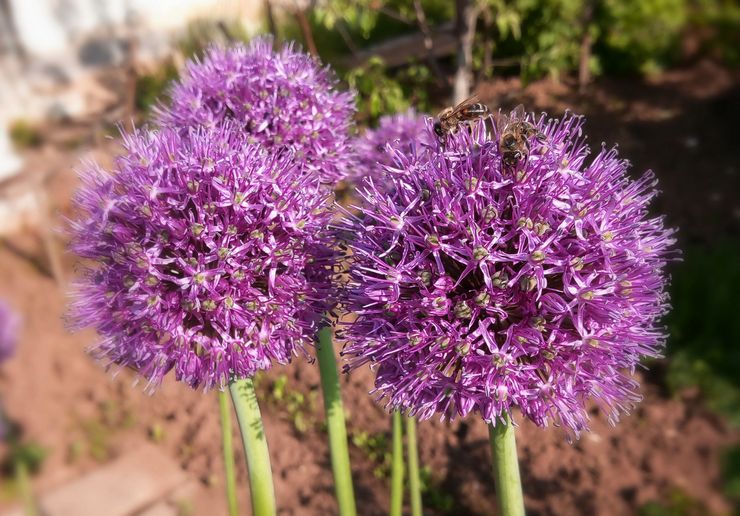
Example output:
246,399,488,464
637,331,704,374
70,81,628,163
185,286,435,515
8,119,42,150
351,430,392,479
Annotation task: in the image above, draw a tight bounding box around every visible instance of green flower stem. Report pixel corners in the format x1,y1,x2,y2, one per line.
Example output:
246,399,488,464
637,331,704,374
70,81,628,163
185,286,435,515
15,460,38,516
316,325,357,516
390,411,404,516
229,377,276,516
219,390,239,516
405,416,423,516
488,413,525,516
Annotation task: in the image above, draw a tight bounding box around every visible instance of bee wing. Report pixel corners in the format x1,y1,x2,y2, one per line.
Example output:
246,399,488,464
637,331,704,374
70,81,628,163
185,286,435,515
448,94,482,117
511,104,527,121
492,110,510,133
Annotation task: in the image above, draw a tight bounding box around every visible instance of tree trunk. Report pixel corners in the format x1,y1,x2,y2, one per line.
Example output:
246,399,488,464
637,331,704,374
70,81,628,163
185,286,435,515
295,7,318,57
413,0,447,87
335,19,359,57
264,0,278,40
578,0,596,93
481,6,494,78
453,0,478,104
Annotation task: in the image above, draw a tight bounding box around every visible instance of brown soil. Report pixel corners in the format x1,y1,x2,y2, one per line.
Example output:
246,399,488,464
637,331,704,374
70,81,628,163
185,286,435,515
0,60,738,516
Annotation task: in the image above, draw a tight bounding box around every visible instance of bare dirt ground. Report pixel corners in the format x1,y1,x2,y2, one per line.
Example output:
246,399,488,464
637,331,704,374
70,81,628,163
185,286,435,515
0,59,738,515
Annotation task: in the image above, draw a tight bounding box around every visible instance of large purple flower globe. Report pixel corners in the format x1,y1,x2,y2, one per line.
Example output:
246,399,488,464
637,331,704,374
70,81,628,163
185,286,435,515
70,124,335,391
341,110,676,436
157,37,356,185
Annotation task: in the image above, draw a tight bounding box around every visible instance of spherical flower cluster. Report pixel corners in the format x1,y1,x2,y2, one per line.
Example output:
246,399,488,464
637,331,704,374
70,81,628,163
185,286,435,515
69,124,335,391
156,37,356,185
0,300,18,364
341,111,676,436
353,110,432,183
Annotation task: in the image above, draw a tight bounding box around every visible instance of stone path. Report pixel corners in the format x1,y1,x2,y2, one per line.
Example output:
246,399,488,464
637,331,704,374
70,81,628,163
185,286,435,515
1,444,193,516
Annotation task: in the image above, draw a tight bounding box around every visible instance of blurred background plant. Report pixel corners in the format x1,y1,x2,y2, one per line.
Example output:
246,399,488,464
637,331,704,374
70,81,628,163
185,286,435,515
664,241,740,426
130,0,740,123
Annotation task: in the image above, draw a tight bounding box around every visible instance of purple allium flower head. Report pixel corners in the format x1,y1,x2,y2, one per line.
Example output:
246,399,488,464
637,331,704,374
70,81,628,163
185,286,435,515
156,37,356,185
69,123,335,391
0,300,19,364
353,110,432,183
341,110,676,437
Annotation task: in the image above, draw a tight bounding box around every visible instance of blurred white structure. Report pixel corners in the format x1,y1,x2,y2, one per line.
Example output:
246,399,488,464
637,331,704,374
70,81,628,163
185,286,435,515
0,0,263,174
8,0,262,63
0,0,263,255
0,127,21,181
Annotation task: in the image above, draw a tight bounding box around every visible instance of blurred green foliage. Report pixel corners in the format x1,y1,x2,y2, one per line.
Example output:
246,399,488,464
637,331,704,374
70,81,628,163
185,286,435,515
8,119,42,150
419,466,455,512
307,0,453,56
516,0,586,81
482,0,524,40
263,374,317,434
638,488,706,516
175,498,196,516
82,419,112,461
722,445,740,505
281,0,738,121
473,0,523,78
69,400,137,463
135,61,178,113
493,0,690,79
664,241,740,425
148,423,166,444
0,411,47,477
313,0,382,41
692,0,740,66
131,0,739,121
346,57,409,124
285,0,445,122
346,57,433,125
5,442,46,475
596,0,687,75
304,0,739,87
351,429,392,479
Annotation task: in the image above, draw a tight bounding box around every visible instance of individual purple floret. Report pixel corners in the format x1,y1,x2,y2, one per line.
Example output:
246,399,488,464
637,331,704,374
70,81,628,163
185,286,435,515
353,110,433,183
156,37,356,185
69,123,335,391
341,109,676,437
0,300,19,364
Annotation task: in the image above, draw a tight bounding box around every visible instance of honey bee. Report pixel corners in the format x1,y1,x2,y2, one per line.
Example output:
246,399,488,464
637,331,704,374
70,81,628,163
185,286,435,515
494,105,545,168
433,95,490,141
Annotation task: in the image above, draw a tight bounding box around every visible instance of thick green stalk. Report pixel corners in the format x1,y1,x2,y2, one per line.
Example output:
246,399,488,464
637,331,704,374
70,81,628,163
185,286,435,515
229,378,276,516
219,390,239,516
316,326,357,516
405,416,423,516
390,411,404,516
488,413,525,516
